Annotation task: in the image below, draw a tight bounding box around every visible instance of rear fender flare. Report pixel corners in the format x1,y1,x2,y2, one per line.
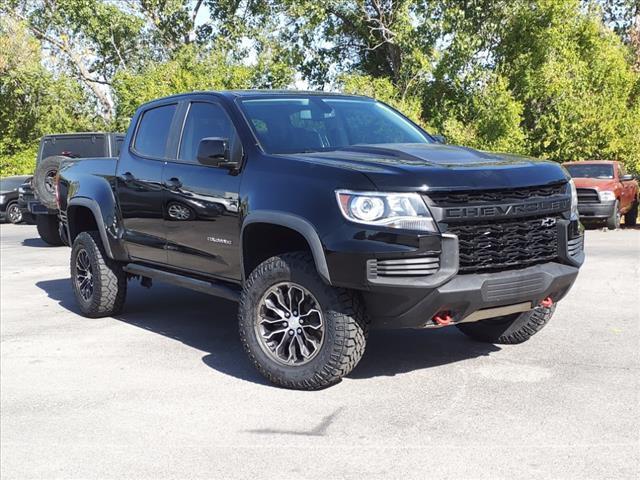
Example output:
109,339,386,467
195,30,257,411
67,197,115,259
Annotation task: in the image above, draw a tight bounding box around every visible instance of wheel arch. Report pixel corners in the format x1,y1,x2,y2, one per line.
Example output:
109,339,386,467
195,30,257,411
241,211,331,284
67,198,114,259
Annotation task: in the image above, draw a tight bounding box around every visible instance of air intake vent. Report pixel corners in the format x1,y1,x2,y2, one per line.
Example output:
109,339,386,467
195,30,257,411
567,236,584,257
368,257,440,278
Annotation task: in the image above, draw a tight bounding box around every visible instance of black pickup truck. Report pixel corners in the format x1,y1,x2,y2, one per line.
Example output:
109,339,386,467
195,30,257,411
57,91,584,389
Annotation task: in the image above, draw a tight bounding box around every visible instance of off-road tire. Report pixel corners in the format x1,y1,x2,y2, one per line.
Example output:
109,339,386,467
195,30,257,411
36,214,64,246
239,252,368,390
6,201,23,224
624,200,638,226
456,304,556,344
606,200,621,230
33,155,67,209
70,231,127,318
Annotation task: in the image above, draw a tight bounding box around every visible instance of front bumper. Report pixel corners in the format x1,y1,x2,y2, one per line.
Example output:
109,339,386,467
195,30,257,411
364,262,580,328
577,201,615,220
324,216,584,329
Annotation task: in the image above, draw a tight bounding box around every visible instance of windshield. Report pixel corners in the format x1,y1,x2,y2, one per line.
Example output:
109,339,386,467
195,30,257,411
565,164,614,179
238,96,432,154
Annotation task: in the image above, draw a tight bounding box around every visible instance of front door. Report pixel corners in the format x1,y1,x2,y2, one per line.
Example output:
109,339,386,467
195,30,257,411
116,102,178,264
617,164,634,211
162,101,242,281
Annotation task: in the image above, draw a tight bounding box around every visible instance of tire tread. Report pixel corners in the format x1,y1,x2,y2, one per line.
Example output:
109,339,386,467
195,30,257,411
239,252,367,390
71,231,126,318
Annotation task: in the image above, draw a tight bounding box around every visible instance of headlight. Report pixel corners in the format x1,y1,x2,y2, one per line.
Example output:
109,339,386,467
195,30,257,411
598,190,616,202
336,190,438,232
569,179,578,217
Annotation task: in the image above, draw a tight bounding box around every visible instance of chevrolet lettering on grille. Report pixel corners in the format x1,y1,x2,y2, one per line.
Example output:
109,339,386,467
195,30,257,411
442,198,570,220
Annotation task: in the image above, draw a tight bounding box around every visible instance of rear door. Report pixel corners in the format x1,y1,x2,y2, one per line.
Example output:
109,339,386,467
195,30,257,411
116,102,179,264
162,100,242,280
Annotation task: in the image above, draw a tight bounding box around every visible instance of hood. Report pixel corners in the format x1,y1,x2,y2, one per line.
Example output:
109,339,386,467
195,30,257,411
571,177,618,190
291,144,568,191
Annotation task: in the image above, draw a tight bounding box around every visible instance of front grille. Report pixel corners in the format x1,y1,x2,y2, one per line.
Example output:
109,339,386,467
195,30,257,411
428,183,567,206
448,216,558,273
577,188,599,204
367,256,440,278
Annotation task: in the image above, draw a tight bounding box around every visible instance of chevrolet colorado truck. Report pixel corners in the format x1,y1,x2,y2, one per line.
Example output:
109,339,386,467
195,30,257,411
57,91,584,389
28,133,124,245
563,160,638,229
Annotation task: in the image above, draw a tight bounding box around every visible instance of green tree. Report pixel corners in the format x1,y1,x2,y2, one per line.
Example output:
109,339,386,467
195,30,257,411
441,75,528,154
340,74,424,125
112,44,294,130
495,0,639,168
0,17,100,175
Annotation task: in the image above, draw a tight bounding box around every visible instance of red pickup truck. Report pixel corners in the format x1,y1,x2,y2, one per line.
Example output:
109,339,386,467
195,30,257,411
563,160,638,229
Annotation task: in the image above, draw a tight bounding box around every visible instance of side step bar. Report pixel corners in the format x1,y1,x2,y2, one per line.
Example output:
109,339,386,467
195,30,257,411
123,264,240,303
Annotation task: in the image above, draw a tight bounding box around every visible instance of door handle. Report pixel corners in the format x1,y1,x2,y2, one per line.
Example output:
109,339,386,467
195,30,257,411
164,177,182,190
122,171,135,183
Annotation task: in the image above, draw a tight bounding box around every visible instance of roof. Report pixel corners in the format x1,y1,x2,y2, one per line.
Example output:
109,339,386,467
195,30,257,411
139,89,371,104
42,132,125,138
221,89,366,98
0,175,31,180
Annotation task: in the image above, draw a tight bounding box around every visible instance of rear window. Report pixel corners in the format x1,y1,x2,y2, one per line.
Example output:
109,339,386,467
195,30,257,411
134,104,177,158
41,136,106,160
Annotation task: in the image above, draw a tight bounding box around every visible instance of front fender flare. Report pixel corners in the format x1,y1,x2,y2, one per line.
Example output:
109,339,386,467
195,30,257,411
241,211,331,284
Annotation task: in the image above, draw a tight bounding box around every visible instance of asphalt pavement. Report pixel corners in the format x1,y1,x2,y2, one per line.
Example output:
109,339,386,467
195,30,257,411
1,223,638,479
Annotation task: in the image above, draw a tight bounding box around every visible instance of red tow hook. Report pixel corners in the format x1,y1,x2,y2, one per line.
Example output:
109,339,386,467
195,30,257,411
540,297,554,308
433,311,453,326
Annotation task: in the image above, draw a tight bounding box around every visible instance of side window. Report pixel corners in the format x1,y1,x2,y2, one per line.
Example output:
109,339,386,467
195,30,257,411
178,102,238,162
618,164,626,177
134,104,177,158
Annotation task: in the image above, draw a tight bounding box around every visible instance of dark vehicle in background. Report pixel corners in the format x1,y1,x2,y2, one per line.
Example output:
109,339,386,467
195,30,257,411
0,175,32,224
17,177,35,221
563,160,639,229
57,91,584,390
29,133,124,245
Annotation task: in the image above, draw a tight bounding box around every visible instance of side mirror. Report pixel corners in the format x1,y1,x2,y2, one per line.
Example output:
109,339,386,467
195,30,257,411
620,174,633,181
432,134,447,144
197,138,232,167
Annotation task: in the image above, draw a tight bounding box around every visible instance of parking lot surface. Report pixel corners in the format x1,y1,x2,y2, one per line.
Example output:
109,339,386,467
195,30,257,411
1,223,638,479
